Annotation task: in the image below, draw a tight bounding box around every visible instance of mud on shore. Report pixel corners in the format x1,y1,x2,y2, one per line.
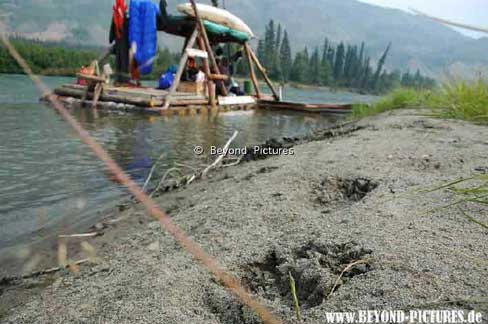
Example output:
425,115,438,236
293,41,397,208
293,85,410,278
2,110,488,323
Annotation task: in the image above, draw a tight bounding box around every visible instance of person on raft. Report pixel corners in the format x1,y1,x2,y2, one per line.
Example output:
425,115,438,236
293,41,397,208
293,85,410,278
216,48,245,96
182,57,200,82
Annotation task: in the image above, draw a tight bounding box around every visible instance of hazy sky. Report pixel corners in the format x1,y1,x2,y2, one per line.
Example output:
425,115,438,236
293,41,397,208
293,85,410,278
359,0,488,38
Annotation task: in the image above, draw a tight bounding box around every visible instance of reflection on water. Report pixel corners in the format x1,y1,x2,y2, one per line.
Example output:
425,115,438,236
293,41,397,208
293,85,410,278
282,86,378,104
0,74,376,253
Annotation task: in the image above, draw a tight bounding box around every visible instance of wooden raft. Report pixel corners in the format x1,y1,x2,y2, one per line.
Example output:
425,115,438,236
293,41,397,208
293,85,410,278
51,83,257,116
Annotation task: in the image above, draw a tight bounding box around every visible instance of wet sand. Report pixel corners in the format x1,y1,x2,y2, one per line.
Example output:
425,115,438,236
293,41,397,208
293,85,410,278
2,110,488,323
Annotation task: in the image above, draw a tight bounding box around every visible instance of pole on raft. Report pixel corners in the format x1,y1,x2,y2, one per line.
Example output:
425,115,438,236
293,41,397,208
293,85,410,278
163,28,199,109
247,44,280,101
243,42,262,99
189,0,228,97
197,35,215,107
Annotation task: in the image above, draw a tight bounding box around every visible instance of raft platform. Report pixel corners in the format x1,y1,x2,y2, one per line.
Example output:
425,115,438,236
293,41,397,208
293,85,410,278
49,83,258,116
48,84,353,116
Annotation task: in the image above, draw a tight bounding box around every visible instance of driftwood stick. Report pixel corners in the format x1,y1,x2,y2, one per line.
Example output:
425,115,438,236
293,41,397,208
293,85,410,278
202,130,239,178
142,153,165,192
187,174,197,185
328,259,371,298
58,233,100,239
27,259,90,278
223,155,244,167
150,167,182,197
0,259,91,284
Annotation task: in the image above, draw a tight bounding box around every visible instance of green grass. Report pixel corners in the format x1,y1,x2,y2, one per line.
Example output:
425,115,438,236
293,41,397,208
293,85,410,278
352,88,429,118
427,175,488,230
352,79,488,124
288,272,302,322
429,80,488,123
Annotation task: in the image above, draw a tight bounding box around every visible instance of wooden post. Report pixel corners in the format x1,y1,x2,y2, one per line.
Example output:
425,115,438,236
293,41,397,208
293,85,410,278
243,43,261,99
97,44,115,65
208,81,217,108
163,28,199,109
189,0,227,96
197,35,214,106
182,36,190,55
247,46,280,101
91,83,103,109
197,36,211,77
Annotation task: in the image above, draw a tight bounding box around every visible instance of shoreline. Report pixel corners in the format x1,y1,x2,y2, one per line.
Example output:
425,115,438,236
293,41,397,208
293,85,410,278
2,110,488,322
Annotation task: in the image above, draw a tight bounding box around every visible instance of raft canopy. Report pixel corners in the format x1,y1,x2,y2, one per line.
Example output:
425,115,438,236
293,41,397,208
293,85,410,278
158,2,253,44
177,3,254,37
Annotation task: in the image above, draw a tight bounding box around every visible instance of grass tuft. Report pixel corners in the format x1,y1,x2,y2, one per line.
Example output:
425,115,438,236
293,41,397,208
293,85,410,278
428,175,488,230
352,79,488,124
352,88,429,118
429,80,488,123
288,272,302,322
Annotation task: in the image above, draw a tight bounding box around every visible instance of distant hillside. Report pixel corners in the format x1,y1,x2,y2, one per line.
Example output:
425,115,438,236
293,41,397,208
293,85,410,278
1,0,487,77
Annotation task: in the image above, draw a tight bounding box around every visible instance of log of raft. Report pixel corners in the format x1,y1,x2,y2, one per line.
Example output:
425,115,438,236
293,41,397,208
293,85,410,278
53,84,208,108
258,100,353,113
54,87,163,107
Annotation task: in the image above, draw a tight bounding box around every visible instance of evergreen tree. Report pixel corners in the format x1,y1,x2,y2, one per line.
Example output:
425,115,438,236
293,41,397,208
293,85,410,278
343,45,352,83
327,47,335,73
372,42,391,91
320,38,331,85
319,59,331,86
275,24,282,60
257,39,266,67
211,0,219,7
303,47,310,68
361,57,371,89
252,20,434,93
389,69,402,90
414,69,422,88
309,47,321,85
343,45,358,86
279,30,292,82
301,47,310,83
321,38,329,65
333,42,345,82
264,20,276,70
353,42,365,88
271,23,283,81
290,52,306,83
401,71,412,87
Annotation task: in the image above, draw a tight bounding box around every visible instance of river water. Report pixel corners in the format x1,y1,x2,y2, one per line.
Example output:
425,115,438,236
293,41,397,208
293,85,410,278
0,74,377,255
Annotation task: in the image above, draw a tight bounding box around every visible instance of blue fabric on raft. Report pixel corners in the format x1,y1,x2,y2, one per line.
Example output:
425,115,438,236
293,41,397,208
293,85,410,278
158,71,174,90
129,0,159,75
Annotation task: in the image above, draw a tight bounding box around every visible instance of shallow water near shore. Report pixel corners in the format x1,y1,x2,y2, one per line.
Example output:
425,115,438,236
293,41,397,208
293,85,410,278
0,74,377,261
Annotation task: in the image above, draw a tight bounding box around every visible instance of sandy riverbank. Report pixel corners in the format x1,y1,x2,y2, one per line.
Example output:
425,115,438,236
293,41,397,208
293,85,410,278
2,110,488,323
